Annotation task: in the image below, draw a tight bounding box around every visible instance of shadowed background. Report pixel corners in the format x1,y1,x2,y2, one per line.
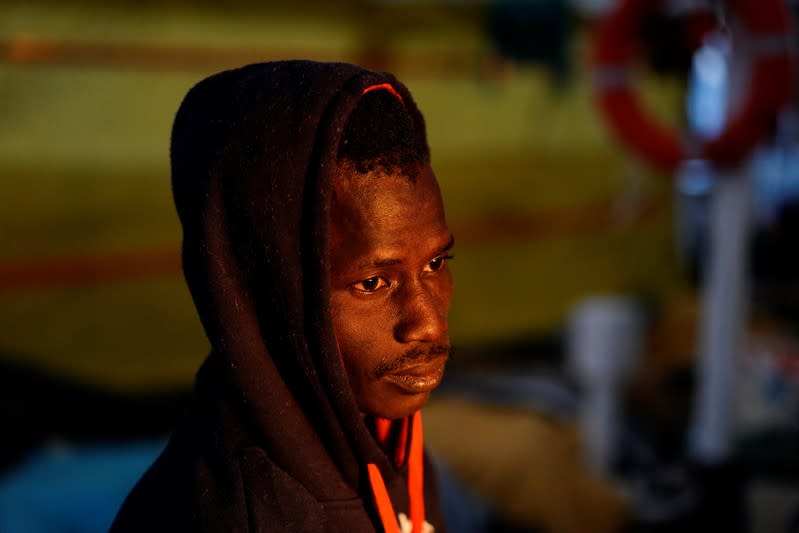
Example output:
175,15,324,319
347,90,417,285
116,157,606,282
2,1,798,533
0,0,680,389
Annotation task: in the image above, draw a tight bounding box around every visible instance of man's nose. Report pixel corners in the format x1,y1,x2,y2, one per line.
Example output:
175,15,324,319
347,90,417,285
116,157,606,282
393,283,448,343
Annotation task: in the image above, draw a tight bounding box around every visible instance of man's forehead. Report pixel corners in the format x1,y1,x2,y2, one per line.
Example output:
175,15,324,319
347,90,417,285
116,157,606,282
331,166,441,223
333,164,419,194
327,164,449,265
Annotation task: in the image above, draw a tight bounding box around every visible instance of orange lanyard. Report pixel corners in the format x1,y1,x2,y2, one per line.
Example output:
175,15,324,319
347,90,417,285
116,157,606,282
367,411,425,533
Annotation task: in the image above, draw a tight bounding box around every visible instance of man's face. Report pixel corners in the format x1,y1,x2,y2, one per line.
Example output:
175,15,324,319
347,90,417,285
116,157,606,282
329,165,454,419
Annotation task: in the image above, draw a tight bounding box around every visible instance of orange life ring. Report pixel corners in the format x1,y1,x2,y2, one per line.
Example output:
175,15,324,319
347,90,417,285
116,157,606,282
591,0,796,173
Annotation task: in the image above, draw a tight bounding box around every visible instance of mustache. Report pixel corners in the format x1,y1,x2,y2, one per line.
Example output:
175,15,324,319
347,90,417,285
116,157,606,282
373,344,455,377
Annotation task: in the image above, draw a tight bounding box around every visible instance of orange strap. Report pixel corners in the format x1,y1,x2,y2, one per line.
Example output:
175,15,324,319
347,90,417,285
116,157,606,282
368,464,402,533
407,411,425,533
361,82,404,104
367,411,425,533
374,417,393,444
374,416,410,467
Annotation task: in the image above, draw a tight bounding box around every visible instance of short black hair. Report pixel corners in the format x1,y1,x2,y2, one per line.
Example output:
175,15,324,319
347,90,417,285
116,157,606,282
337,88,428,179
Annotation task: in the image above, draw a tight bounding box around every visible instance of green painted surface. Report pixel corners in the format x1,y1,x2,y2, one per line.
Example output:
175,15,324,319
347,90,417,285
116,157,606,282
0,2,683,389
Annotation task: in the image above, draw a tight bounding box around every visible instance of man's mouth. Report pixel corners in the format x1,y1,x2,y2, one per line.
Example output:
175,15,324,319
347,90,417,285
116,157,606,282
382,356,448,394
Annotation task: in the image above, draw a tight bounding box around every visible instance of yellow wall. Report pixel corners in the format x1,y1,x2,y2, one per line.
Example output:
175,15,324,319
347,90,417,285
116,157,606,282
0,2,683,389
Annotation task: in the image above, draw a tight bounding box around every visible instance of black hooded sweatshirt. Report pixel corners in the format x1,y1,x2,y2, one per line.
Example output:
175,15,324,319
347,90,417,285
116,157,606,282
109,61,446,532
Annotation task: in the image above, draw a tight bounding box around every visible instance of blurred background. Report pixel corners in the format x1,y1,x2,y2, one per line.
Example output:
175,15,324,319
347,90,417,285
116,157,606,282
1,0,798,531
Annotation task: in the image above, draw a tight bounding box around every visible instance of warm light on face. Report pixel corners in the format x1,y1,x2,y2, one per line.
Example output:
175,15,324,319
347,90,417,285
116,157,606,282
328,165,454,419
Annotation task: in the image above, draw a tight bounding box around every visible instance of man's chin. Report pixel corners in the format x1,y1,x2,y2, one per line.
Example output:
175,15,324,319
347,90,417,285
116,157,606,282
360,389,433,420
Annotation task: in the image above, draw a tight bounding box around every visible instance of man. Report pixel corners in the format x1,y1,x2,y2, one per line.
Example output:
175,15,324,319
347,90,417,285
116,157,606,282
111,60,454,532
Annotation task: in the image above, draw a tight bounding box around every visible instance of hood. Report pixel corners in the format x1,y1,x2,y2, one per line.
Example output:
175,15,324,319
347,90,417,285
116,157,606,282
169,60,431,501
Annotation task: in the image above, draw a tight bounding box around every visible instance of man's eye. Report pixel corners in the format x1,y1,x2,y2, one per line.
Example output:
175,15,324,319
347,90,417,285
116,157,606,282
352,276,389,293
425,254,453,273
